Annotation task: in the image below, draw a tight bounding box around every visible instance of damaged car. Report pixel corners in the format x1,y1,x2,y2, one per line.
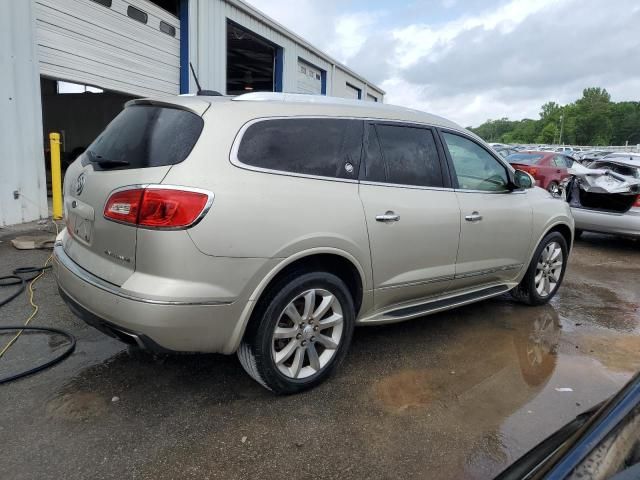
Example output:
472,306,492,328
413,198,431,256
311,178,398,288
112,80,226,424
563,154,640,238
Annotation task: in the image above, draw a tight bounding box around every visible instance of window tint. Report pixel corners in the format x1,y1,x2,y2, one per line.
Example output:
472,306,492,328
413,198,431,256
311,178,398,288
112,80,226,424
127,6,147,23
159,21,176,37
442,133,509,191
237,119,363,179
375,125,443,187
362,124,386,182
85,105,204,170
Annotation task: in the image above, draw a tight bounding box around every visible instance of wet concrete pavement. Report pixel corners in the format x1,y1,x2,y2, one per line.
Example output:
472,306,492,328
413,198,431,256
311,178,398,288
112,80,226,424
1,225,639,479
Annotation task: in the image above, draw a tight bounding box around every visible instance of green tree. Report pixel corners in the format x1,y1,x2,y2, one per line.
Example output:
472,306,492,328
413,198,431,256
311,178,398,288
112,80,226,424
469,87,634,146
573,88,612,145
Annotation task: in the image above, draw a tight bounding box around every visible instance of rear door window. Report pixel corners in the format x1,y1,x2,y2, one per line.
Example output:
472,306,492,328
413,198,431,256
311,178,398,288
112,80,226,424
237,118,363,179
86,105,204,170
372,124,444,187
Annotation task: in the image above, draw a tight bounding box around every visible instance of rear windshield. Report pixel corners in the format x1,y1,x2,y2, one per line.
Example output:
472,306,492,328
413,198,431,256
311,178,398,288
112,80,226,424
507,153,544,164
85,105,204,170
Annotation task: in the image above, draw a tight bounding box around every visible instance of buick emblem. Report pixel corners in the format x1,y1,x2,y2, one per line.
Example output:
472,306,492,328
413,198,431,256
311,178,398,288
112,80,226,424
75,173,86,196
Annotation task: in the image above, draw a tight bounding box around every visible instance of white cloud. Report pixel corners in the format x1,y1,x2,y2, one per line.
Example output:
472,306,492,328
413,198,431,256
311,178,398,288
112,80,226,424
392,0,563,69
245,0,640,126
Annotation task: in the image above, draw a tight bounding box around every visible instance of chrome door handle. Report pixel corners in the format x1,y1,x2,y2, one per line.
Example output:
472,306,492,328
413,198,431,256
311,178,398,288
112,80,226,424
465,212,483,222
376,211,400,222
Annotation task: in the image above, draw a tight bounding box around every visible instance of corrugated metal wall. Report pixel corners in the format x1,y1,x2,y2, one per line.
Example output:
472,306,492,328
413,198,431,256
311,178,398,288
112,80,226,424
35,0,181,97
0,0,48,226
188,0,384,100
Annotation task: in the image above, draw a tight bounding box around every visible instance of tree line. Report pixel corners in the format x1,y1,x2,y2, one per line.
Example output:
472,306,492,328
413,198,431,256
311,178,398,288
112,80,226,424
468,88,640,146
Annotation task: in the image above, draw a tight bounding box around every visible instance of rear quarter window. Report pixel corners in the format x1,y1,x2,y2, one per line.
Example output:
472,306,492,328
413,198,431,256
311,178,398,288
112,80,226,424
85,105,204,170
236,118,363,179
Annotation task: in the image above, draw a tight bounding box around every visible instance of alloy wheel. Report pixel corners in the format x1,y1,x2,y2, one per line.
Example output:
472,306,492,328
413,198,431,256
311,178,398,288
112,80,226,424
534,241,564,297
271,289,344,379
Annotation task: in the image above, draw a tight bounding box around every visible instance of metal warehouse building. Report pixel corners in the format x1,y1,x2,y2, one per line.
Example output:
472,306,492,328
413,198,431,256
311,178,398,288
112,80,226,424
1,0,384,226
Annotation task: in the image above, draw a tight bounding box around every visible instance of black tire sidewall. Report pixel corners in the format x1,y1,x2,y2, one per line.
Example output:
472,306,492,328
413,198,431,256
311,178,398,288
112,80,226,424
251,272,355,394
524,232,569,304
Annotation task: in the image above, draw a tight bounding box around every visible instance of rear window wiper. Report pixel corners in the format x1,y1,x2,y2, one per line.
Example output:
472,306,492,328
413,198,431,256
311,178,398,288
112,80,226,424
96,159,130,168
86,150,130,168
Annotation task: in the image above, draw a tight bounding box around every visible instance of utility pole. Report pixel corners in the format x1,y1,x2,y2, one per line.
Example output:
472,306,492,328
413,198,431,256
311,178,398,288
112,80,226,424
559,113,565,146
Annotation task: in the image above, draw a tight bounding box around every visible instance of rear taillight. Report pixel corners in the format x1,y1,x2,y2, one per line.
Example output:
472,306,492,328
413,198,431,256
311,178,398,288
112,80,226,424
104,186,211,229
104,188,144,225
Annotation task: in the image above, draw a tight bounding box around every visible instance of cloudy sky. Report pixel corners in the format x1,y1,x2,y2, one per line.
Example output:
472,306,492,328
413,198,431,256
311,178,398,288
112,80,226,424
245,0,640,127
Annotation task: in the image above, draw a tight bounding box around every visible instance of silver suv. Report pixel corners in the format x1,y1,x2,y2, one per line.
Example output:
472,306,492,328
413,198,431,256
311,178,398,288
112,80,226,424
54,93,574,394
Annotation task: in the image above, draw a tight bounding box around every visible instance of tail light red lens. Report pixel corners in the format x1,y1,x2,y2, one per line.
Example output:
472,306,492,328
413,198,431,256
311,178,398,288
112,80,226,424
104,187,210,229
104,189,144,225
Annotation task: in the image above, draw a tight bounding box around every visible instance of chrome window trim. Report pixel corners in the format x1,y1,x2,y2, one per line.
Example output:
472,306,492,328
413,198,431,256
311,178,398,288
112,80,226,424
453,188,526,195
229,115,455,186
102,184,215,230
360,180,454,193
54,243,231,306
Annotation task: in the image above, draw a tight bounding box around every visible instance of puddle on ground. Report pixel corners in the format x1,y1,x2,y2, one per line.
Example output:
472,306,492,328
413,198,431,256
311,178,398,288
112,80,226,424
46,392,107,421
373,304,562,413
557,282,640,333
580,335,640,372
374,369,434,412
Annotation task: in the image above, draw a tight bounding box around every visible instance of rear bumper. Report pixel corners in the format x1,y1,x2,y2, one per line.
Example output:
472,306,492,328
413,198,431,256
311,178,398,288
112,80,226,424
572,207,640,237
53,243,249,353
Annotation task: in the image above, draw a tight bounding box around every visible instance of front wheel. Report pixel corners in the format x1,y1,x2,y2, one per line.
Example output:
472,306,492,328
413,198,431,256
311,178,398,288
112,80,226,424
511,232,569,305
238,271,355,394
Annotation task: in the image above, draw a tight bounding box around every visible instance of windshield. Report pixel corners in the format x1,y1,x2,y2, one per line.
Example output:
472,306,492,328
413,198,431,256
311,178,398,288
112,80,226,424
85,105,204,170
507,153,544,164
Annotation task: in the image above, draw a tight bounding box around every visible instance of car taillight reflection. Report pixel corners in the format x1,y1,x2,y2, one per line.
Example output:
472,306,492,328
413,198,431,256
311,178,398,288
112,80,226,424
104,187,212,229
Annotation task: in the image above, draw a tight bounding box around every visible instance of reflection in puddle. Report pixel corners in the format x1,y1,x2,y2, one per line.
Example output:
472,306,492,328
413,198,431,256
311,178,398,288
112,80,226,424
374,305,561,414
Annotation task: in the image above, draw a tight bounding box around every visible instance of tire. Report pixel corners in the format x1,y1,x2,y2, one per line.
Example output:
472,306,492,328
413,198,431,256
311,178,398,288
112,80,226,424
547,181,560,197
511,231,569,306
237,271,355,394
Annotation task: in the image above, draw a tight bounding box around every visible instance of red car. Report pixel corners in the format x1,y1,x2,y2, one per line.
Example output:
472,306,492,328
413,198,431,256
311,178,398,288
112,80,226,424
506,151,573,195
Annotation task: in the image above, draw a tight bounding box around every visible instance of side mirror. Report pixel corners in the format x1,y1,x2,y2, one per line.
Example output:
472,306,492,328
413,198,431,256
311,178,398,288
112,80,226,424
513,169,535,189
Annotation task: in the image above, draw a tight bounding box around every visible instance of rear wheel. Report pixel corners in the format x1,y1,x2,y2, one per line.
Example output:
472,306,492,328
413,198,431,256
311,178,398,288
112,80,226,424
238,271,355,394
547,181,560,197
511,232,568,305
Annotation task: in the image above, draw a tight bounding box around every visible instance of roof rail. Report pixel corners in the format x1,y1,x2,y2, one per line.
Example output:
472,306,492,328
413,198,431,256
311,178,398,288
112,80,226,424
234,92,374,106
232,92,427,114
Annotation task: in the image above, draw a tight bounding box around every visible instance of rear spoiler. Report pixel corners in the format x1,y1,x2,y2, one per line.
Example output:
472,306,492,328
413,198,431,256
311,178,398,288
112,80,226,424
125,97,212,117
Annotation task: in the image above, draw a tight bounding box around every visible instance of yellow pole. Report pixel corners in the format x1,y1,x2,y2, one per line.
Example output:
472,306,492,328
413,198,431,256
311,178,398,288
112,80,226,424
49,132,63,220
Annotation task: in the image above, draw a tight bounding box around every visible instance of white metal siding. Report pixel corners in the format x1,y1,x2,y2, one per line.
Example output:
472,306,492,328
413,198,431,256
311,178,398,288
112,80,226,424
0,0,48,226
297,59,322,95
35,0,180,97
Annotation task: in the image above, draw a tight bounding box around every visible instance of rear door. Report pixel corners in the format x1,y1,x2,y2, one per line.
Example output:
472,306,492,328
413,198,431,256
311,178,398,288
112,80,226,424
439,131,532,291
359,123,460,310
62,103,205,285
